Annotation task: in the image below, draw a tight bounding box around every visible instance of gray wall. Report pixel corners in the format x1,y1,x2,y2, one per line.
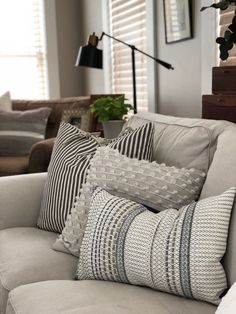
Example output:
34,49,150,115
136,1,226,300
79,0,105,95
55,0,85,97
156,1,202,118
53,0,211,118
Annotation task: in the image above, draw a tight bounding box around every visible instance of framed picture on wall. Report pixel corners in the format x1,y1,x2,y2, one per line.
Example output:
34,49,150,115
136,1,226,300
163,0,192,44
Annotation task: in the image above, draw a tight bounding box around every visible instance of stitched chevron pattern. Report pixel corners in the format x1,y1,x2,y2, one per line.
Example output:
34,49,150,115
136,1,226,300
87,147,206,211
76,187,236,305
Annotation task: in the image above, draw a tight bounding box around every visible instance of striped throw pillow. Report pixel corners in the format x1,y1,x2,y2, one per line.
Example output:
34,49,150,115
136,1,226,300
76,187,236,305
37,122,154,232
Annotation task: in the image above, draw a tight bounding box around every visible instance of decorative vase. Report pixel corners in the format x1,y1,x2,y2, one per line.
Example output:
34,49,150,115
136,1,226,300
102,120,125,139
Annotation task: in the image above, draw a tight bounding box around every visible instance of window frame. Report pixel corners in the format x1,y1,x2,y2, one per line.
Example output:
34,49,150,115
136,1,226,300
43,0,60,99
102,0,157,112
0,0,51,99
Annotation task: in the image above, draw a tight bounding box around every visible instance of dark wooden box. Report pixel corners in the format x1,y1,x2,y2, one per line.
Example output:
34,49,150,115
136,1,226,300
212,66,236,95
202,95,236,123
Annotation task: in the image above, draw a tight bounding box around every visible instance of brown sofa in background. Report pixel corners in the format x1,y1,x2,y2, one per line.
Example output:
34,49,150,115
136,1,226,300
0,97,90,176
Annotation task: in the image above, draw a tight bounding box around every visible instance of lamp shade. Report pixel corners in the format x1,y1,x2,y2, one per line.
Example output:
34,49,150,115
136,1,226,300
75,44,103,69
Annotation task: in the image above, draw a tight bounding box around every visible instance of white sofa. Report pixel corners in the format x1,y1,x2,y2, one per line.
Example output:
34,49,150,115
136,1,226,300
1,112,236,314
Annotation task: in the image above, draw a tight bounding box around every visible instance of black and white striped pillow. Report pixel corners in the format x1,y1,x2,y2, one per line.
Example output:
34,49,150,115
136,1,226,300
37,122,154,232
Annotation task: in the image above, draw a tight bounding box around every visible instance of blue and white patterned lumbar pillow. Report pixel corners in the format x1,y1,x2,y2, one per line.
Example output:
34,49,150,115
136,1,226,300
53,146,206,256
76,187,236,305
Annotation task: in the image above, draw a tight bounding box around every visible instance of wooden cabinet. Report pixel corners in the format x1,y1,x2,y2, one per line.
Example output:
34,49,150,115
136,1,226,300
202,66,236,123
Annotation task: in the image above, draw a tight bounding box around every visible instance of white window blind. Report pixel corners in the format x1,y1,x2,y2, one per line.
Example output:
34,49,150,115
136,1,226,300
108,0,148,111
0,0,48,99
218,6,236,66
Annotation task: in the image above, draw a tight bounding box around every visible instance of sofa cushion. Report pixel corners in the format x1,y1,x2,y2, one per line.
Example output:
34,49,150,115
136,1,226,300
125,113,235,172
0,227,77,313
215,281,236,314
199,129,236,288
6,280,216,314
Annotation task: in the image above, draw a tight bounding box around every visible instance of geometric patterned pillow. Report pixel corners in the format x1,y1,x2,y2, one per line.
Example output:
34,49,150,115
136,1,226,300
53,147,206,256
37,122,154,233
76,187,236,305
87,146,206,212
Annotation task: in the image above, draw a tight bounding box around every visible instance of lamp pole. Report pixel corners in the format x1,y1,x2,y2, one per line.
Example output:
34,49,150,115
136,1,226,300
99,32,174,113
131,46,137,113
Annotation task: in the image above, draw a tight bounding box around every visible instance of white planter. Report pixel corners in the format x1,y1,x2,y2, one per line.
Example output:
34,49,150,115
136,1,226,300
102,120,125,139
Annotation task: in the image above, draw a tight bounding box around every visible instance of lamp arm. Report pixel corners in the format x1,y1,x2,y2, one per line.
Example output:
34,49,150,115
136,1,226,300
99,31,174,70
100,32,132,49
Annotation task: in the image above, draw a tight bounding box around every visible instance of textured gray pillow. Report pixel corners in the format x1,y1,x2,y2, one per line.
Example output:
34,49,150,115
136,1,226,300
53,146,206,256
0,107,51,156
87,147,206,211
76,187,236,305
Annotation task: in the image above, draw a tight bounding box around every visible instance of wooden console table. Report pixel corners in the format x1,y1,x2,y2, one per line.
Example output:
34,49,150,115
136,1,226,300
202,66,236,123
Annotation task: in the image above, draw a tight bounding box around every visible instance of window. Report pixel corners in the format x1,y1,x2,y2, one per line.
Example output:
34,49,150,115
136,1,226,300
218,6,236,66
0,0,48,99
107,0,148,111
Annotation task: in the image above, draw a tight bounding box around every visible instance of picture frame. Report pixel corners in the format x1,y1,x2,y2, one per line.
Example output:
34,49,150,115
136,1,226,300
61,101,95,132
163,0,192,44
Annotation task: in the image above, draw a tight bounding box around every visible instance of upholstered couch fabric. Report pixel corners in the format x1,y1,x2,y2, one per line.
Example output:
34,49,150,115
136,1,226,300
0,173,47,230
1,112,236,313
0,228,77,313
6,280,216,314
0,156,29,177
124,112,233,172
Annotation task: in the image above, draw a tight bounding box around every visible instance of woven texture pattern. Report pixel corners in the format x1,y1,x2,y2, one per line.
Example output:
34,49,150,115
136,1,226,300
76,187,236,305
54,147,206,256
88,147,205,211
38,122,154,233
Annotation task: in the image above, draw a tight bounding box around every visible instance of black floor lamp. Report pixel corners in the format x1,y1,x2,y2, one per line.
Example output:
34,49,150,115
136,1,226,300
76,32,174,113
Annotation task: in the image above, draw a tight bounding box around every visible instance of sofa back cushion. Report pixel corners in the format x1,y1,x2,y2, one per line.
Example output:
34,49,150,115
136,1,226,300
200,129,236,288
126,112,236,288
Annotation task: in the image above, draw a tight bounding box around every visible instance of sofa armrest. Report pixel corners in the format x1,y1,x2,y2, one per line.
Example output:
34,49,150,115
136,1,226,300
28,138,55,173
0,173,47,229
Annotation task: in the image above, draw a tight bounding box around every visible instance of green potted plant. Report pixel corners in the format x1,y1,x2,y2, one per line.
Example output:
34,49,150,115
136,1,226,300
90,96,133,138
201,0,236,60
